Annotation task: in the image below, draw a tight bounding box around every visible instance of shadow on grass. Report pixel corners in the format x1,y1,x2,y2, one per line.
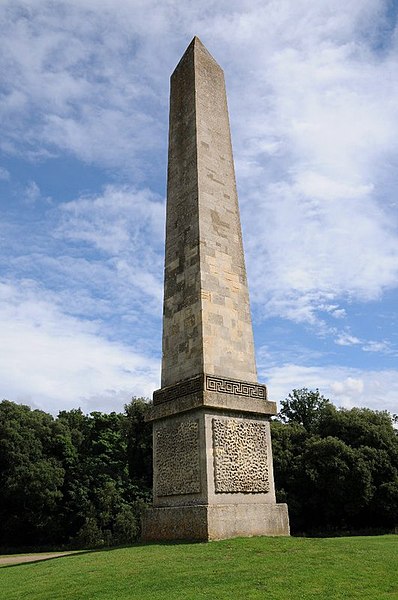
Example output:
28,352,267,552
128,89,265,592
0,550,94,569
0,538,206,569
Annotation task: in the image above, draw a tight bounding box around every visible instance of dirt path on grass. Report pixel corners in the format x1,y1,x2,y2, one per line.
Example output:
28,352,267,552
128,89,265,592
0,551,80,566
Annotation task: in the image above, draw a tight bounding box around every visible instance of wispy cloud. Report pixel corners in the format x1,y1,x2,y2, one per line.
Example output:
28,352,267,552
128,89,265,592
224,2,398,326
23,180,52,204
0,1,167,172
0,167,10,180
56,184,165,313
362,340,393,354
335,333,362,347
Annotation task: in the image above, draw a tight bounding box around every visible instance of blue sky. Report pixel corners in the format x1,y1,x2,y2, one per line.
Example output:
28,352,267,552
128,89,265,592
1,0,397,415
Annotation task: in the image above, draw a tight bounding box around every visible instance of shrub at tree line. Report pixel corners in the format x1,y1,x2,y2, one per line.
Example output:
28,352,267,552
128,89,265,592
0,389,397,548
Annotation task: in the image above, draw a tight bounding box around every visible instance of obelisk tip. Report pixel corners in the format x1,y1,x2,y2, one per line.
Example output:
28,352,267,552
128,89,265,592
190,36,218,63
172,36,221,77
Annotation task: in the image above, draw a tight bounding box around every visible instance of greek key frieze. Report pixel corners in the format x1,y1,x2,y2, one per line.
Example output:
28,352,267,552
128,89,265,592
153,374,267,405
206,375,267,400
153,375,203,405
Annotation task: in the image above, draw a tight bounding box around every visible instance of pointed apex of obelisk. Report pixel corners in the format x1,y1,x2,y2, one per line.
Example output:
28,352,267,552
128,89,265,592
190,35,219,64
172,36,221,76
191,35,205,49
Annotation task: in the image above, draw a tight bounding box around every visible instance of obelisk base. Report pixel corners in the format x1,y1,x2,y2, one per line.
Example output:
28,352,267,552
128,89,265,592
141,503,290,541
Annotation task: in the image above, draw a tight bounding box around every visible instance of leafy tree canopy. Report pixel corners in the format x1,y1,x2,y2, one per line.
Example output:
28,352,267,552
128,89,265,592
277,387,331,431
272,388,398,534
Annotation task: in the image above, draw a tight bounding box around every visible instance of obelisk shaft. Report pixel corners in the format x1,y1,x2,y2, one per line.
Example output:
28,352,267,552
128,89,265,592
162,37,257,388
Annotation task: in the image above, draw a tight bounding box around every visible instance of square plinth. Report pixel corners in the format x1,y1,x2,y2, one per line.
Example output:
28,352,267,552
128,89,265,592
141,503,290,541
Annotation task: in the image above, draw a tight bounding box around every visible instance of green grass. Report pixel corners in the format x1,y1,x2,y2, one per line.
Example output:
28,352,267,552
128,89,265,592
1,535,397,600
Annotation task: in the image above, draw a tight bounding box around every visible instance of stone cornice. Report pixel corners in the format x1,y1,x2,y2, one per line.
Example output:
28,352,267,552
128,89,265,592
148,373,276,421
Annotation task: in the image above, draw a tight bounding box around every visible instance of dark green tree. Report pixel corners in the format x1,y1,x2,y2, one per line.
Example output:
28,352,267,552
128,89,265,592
58,405,151,547
0,397,153,549
0,401,68,546
124,397,152,488
278,388,331,432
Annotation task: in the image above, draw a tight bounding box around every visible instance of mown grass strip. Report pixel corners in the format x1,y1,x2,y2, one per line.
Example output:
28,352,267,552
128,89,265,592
1,535,397,600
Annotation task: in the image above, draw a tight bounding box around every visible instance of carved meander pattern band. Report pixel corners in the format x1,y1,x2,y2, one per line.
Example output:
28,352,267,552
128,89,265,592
206,376,266,399
153,374,267,405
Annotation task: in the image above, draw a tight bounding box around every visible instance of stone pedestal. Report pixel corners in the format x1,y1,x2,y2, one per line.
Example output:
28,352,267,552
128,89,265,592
141,374,289,540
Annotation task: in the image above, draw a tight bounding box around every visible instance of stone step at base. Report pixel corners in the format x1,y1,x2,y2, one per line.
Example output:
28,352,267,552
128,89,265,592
141,503,290,541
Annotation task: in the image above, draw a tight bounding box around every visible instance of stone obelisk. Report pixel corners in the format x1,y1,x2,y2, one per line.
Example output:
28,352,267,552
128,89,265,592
142,37,289,540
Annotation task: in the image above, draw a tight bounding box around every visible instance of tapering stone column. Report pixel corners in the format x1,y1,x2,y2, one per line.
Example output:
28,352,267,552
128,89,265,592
141,37,289,541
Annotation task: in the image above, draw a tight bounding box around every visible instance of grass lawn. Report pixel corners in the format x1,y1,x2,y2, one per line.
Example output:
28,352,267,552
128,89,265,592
1,535,397,600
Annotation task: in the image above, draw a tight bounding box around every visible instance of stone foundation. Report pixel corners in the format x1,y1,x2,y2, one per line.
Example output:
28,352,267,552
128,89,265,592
141,503,290,541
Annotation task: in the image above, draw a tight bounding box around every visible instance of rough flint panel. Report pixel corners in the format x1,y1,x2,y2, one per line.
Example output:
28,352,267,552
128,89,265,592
212,418,269,493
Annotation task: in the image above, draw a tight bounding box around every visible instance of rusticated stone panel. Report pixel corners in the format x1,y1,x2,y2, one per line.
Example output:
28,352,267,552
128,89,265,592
212,418,269,493
155,420,200,496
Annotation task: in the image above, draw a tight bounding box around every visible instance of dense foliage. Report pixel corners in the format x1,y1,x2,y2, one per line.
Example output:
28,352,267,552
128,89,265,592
0,388,397,548
0,398,152,549
272,388,398,534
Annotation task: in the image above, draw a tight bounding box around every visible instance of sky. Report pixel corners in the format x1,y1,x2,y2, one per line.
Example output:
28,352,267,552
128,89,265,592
0,0,397,416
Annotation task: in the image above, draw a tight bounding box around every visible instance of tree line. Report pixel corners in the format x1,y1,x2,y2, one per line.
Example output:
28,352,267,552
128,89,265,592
0,398,152,549
272,389,398,534
0,389,397,549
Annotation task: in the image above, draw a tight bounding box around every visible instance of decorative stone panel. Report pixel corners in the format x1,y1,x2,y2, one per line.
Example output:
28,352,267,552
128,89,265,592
212,418,269,493
155,420,200,496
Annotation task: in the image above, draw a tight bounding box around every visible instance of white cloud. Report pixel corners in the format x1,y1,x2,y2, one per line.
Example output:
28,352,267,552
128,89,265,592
56,184,165,311
0,1,164,170
261,362,398,414
24,181,41,203
0,280,159,414
223,1,398,324
295,172,373,202
331,377,364,397
2,183,165,324
58,185,164,254
23,180,51,204
335,333,361,346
